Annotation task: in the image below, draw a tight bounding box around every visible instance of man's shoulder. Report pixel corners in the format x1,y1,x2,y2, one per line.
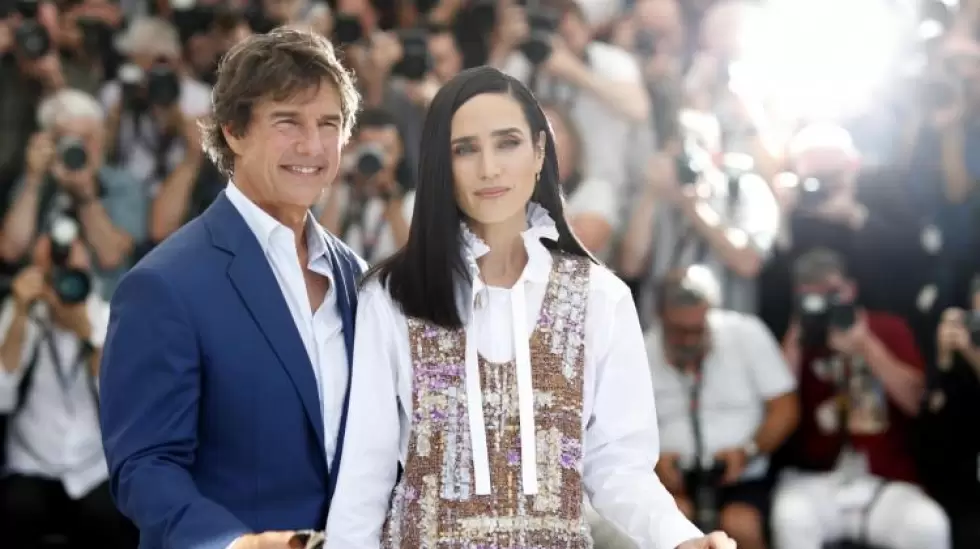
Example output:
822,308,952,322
131,217,215,278
865,310,914,342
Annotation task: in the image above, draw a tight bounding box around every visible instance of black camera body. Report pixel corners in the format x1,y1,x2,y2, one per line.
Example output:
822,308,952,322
797,290,856,348
967,310,980,348
520,6,560,66
146,64,181,107
682,460,726,533
635,29,657,58
354,144,385,178
14,18,50,59
797,176,831,210
391,29,431,81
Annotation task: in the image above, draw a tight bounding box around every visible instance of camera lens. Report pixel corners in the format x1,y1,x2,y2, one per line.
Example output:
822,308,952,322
14,19,51,59
393,32,431,81
57,137,88,172
51,267,92,304
356,145,385,178
146,65,181,107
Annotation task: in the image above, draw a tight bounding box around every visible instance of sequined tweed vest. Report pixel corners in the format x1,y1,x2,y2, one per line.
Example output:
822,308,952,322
381,253,593,549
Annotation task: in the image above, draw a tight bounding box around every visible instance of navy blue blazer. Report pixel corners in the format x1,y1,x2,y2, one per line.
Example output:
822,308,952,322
99,191,363,549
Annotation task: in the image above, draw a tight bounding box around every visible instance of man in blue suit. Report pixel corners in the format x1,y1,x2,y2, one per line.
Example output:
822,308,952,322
98,28,365,549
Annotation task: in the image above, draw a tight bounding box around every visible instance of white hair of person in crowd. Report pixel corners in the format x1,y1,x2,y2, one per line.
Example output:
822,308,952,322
114,16,182,62
37,88,105,130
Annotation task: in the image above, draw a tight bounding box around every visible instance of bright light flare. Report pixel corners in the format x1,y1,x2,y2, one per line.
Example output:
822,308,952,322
735,0,910,119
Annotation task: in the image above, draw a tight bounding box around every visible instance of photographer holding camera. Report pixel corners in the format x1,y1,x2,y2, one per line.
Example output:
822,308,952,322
773,248,948,549
759,124,926,342
620,117,779,324
0,0,99,188
0,88,147,299
319,108,412,265
645,266,798,549
916,279,980,549
99,16,211,192
0,231,136,549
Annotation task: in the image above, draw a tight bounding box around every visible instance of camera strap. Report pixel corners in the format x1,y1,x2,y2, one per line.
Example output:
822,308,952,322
687,363,706,468
39,324,90,404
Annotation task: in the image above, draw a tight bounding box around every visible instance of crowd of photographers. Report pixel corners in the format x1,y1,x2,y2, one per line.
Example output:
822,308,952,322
1,0,980,548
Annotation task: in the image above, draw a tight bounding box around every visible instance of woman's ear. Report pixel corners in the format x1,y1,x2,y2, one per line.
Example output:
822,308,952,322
535,131,546,172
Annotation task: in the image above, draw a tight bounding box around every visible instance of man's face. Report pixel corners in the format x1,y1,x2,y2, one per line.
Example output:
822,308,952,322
661,302,710,366
262,0,302,24
224,81,345,209
358,124,402,172
427,32,461,84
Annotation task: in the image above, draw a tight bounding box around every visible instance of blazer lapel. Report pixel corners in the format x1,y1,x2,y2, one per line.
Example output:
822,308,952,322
206,193,327,466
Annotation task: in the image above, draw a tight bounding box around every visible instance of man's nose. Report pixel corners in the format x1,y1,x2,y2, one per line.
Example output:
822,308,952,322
296,124,326,156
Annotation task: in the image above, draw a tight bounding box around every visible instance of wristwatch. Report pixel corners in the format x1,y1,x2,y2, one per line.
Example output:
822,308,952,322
742,439,760,460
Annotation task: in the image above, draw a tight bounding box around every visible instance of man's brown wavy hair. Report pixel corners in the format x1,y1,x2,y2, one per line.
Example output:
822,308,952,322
199,27,361,177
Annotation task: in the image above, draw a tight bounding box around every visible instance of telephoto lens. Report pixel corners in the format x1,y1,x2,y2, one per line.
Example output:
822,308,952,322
14,18,51,59
48,217,92,305
355,144,385,178
146,64,181,107
57,137,88,172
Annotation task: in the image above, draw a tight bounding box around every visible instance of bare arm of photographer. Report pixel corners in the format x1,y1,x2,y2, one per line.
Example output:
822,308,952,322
0,134,52,263
149,119,204,243
0,267,45,380
840,316,924,417
382,189,410,249
544,39,649,122
72,174,134,270
617,156,664,279
937,111,973,204
102,102,123,161
675,174,766,279
360,32,402,108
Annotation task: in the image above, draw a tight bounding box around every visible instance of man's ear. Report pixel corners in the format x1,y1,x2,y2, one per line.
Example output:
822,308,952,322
222,125,246,156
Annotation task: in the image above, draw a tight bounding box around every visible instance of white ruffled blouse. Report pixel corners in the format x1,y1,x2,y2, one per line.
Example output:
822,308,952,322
325,203,702,549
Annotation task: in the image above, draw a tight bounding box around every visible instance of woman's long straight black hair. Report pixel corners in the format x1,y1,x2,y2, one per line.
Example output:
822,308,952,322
365,66,595,329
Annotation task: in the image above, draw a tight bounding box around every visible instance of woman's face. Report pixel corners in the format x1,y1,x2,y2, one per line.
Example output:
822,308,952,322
543,106,572,181
450,92,544,228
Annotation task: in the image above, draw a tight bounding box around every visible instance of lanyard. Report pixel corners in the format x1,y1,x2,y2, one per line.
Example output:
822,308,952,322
687,365,706,467
39,323,89,399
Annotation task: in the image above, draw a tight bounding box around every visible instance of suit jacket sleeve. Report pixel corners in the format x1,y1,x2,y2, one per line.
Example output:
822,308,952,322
99,267,251,549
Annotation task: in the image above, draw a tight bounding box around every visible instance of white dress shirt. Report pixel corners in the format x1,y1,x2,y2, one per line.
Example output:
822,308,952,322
0,294,109,499
647,309,797,479
226,182,361,468
326,203,702,549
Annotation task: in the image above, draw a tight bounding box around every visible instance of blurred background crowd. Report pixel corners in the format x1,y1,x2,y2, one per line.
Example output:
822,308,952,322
1,0,980,548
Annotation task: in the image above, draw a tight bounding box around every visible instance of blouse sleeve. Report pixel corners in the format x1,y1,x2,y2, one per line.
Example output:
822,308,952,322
582,284,703,549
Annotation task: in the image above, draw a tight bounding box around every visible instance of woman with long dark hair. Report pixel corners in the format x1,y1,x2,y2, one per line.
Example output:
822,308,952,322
325,67,734,549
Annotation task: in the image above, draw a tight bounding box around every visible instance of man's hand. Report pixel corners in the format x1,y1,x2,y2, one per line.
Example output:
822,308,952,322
231,531,305,549
655,452,685,495
52,160,98,199
713,447,747,486
676,531,737,549
11,266,46,312
828,314,870,357
809,191,866,230
542,37,584,81
937,307,974,366
25,132,55,180
49,295,92,341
